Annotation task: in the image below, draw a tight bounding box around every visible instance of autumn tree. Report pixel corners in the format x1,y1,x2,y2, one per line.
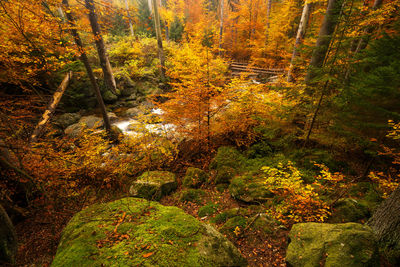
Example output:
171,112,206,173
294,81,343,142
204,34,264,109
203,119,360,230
85,0,118,95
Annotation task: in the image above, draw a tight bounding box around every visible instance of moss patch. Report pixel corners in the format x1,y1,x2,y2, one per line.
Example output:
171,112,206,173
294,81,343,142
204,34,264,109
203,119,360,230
198,203,218,218
52,198,247,267
179,189,205,204
229,175,274,203
209,147,245,171
183,167,208,188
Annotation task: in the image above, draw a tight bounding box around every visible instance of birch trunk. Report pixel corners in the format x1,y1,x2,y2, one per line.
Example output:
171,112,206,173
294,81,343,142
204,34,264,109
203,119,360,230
287,2,312,82
124,0,135,37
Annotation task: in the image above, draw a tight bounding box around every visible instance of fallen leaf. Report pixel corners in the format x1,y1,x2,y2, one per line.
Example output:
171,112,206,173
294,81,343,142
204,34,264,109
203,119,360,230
143,252,154,258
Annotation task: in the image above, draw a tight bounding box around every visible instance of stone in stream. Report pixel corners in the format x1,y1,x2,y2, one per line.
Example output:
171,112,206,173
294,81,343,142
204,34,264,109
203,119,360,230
286,222,379,267
51,198,247,267
129,171,177,201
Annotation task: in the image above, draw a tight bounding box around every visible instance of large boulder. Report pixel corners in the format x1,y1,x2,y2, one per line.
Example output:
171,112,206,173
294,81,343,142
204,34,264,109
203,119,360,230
51,198,247,267
129,171,177,201
0,205,17,265
54,113,81,129
183,167,208,188
229,175,273,203
286,222,379,267
64,115,104,137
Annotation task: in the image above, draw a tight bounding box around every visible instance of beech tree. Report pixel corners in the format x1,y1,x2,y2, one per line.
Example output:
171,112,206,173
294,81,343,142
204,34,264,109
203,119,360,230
62,0,111,133
305,0,344,84
85,0,118,95
151,0,166,79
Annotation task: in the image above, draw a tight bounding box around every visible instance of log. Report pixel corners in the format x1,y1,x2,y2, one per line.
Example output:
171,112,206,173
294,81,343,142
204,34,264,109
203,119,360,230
30,71,72,143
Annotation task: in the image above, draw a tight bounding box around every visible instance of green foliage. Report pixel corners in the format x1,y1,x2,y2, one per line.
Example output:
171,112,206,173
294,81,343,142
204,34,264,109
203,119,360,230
169,17,184,41
136,0,154,36
198,203,218,218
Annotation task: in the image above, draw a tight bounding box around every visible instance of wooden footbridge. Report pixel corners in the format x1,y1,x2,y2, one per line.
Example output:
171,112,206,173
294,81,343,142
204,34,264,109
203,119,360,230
229,62,284,81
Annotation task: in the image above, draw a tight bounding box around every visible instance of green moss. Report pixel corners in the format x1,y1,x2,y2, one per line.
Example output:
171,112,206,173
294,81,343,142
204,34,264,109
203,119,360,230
216,183,229,193
198,203,218,218
329,198,370,223
209,147,245,171
179,189,205,204
286,223,379,267
229,175,274,203
183,167,208,188
214,166,236,185
211,208,245,224
52,198,247,267
129,171,177,201
220,216,248,235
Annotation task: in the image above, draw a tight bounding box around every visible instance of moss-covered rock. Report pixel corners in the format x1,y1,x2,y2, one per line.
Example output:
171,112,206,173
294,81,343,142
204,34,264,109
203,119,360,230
212,208,246,224
214,166,236,185
220,216,248,235
103,90,118,103
129,171,177,201
209,147,245,171
216,183,229,193
329,198,370,223
198,203,218,218
179,189,205,204
229,175,274,203
51,198,247,267
54,113,81,129
183,167,208,188
249,214,277,234
0,205,17,264
286,222,379,267
64,115,104,137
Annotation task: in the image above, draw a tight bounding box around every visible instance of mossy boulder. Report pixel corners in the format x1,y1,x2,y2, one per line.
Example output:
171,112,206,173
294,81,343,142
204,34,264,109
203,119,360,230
179,189,205,204
0,205,17,264
129,171,177,201
198,203,218,218
51,198,247,267
329,198,370,223
103,91,118,103
220,216,248,235
209,147,245,171
229,175,274,203
64,115,104,137
286,222,379,267
212,208,246,224
214,166,236,185
54,113,81,129
183,167,208,188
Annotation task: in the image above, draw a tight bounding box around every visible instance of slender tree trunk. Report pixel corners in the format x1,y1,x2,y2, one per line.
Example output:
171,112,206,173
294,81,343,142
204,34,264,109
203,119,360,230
368,186,400,258
62,0,111,134
0,204,17,265
85,0,117,94
30,71,72,143
287,2,312,82
151,0,166,79
354,0,383,53
265,0,272,41
219,0,224,55
305,0,343,84
124,0,135,37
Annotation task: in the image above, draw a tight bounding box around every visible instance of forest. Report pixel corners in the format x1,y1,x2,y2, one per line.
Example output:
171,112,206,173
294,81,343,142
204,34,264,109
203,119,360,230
0,0,399,266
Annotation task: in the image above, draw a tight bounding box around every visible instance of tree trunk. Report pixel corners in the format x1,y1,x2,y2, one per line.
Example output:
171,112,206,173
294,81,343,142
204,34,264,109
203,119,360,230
368,186,400,259
151,0,165,79
305,0,343,84
218,0,224,55
287,2,312,82
265,0,272,41
30,71,72,143
124,0,135,37
354,0,383,53
85,0,117,95
62,0,111,134
0,204,17,265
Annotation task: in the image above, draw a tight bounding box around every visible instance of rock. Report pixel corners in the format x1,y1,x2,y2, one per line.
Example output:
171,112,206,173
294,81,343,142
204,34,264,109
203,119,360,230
125,107,144,117
107,112,118,123
214,166,236,184
103,90,118,103
212,208,246,224
220,216,248,235
0,205,17,264
229,175,274,203
54,113,81,129
116,74,137,97
183,167,208,188
129,171,177,201
198,203,218,218
64,115,104,137
249,213,277,234
51,198,247,267
329,198,370,223
209,147,246,171
179,189,205,204
286,222,379,267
